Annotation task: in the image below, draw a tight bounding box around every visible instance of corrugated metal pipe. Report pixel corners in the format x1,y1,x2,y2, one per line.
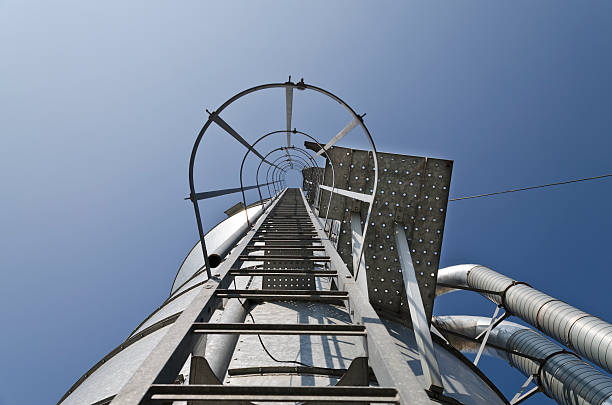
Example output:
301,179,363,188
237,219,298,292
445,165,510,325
436,264,612,375
434,316,612,405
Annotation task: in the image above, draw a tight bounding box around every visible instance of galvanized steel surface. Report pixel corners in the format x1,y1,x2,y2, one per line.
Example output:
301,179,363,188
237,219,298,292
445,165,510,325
110,190,289,404
437,264,612,375
316,145,453,322
59,189,508,405
60,325,173,405
171,203,270,294
222,301,506,405
435,316,612,405
58,200,279,405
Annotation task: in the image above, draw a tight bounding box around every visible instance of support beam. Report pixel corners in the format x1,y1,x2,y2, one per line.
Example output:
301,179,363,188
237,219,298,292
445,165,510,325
208,111,274,166
314,117,360,158
394,223,444,392
286,86,293,149
302,191,432,405
319,184,373,203
474,309,508,341
473,305,502,366
510,375,539,405
351,213,368,298
189,182,274,201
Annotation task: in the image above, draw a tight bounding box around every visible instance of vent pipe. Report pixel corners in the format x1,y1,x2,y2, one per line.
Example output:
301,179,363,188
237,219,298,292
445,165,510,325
435,316,612,405
436,264,612,375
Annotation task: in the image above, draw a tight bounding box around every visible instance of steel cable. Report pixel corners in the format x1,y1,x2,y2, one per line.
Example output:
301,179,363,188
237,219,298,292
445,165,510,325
449,173,612,202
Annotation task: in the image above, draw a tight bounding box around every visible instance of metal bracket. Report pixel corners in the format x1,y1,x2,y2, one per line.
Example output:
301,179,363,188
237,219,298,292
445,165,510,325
303,191,431,405
509,375,540,405
394,223,444,392
313,117,361,158
473,306,508,366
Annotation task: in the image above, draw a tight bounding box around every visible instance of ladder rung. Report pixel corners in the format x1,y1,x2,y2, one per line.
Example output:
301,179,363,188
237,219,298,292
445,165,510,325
217,289,347,295
264,224,312,226
255,235,318,239
247,243,322,248
191,322,365,335
262,223,312,226
148,385,398,403
228,365,347,377
268,216,311,219
229,269,337,276
263,221,312,223
250,239,320,243
215,289,348,302
256,235,318,238
239,255,330,261
259,224,314,227
257,231,317,235
258,232,316,235
260,227,313,230
243,246,325,251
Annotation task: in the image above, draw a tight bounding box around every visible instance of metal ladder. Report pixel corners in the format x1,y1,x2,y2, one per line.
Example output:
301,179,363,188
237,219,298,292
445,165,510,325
111,188,430,404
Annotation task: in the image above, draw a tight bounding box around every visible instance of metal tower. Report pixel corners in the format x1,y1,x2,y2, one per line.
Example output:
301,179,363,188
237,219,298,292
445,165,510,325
58,80,612,405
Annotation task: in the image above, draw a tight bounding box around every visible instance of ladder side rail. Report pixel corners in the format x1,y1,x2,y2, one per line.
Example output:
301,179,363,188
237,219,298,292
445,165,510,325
110,189,286,405
299,189,431,405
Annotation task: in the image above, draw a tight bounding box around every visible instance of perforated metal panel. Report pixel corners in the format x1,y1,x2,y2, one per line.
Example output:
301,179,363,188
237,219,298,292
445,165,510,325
262,275,316,290
314,145,452,322
261,249,317,290
302,166,324,205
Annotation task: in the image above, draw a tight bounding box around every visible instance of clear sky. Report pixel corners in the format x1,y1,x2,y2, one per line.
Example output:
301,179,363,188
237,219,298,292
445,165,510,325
1,1,612,404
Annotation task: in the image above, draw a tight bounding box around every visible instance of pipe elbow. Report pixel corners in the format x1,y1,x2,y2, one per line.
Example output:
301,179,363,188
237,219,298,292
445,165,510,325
436,264,485,296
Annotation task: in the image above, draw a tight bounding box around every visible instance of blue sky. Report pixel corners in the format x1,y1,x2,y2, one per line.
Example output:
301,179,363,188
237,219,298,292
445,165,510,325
1,1,612,404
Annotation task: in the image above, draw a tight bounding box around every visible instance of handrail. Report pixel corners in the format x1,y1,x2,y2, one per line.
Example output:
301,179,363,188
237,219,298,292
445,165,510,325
256,146,322,208
237,129,335,227
188,80,379,279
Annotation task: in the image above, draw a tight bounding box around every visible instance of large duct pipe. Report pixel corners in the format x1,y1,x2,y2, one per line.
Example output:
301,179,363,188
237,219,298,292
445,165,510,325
436,264,612,375
434,316,612,405
208,198,275,268
200,298,249,381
